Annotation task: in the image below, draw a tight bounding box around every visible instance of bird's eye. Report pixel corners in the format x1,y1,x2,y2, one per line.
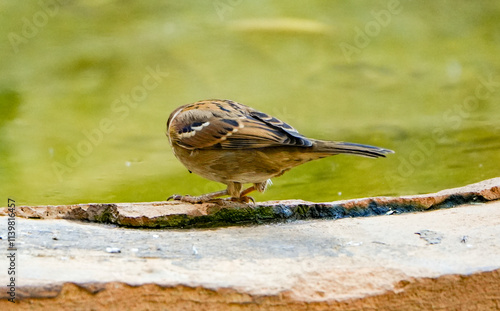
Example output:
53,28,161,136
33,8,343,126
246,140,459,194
179,126,191,134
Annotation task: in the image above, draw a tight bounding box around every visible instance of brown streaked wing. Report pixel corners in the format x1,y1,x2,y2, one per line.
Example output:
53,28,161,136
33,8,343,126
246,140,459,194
218,112,313,149
170,100,312,150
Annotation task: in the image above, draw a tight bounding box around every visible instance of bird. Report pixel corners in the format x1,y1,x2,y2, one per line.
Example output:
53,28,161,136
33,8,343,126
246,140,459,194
166,99,394,203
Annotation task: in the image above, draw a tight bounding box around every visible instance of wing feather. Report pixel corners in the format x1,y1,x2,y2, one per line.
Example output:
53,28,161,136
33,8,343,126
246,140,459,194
167,100,312,150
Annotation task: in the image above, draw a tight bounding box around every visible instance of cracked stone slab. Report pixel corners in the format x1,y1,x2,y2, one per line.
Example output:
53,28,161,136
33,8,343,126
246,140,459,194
1,178,499,228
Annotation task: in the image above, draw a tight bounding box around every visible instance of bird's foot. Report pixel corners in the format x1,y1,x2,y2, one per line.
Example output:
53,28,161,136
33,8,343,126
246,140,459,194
168,194,254,205
167,194,202,204
228,196,255,204
168,189,229,204
167,193,224,204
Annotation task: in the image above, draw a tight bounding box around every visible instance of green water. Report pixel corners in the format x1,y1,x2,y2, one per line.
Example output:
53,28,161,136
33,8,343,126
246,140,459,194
1,1,499,206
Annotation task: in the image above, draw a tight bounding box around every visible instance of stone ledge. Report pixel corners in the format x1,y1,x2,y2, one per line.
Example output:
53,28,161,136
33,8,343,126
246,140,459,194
1,177,499,228
1,198,500,309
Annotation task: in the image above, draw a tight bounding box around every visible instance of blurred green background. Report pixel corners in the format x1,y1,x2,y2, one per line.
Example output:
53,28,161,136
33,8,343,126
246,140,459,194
1,0,499,206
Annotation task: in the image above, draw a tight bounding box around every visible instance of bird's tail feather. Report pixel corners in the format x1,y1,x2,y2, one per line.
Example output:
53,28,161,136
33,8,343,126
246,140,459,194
313,140,394,158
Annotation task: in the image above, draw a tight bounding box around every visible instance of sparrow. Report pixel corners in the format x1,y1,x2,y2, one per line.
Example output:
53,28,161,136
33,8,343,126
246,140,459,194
166,99,394,203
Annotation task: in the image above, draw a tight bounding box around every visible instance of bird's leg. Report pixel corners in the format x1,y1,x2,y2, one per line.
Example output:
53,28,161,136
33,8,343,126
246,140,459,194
237,180,270,203
169,181,270,204
167,189,228,203
234,186,256,203
222,182,254,204
240,185,256,197
226,182,242,199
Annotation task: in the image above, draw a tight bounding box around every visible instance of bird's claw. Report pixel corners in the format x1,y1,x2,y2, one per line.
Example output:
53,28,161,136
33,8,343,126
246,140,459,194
168,194,255,205
228,196,255,204
232,195,255,204
167,194,204,204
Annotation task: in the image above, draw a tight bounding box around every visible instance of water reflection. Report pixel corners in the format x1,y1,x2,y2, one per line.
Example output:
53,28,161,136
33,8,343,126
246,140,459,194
1,1,499,205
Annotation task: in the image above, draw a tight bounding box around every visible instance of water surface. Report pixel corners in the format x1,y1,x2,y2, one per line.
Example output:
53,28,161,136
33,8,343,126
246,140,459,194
1,1,499,205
